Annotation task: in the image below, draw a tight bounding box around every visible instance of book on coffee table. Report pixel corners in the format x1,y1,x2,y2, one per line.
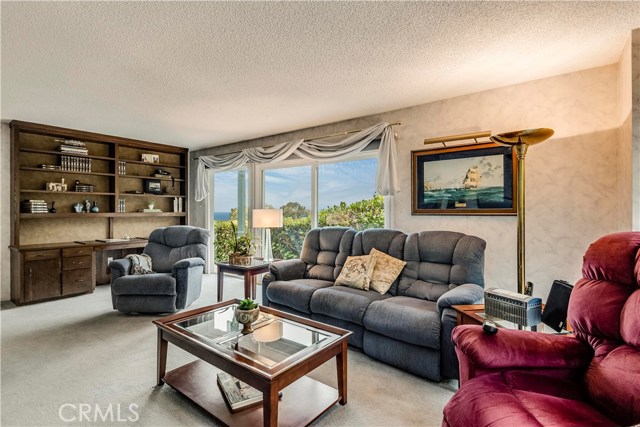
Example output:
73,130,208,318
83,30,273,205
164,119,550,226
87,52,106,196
217,372,262,412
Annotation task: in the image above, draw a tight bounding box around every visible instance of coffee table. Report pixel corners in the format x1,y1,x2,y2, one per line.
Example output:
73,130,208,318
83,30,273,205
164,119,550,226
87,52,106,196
153,300,351,426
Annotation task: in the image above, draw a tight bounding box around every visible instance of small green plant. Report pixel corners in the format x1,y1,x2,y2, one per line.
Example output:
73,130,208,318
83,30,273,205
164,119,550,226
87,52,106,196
237,298,258,311
229,221,255,256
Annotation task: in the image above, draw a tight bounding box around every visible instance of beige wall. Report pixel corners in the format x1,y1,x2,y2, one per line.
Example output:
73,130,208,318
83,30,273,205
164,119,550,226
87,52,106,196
633,29,640,230
618,36,633,231
1,124,10,301
192,64,627,301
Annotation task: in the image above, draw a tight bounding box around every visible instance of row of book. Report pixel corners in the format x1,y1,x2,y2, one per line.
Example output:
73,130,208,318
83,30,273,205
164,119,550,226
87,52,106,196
21,200,48,214
60,155,92,172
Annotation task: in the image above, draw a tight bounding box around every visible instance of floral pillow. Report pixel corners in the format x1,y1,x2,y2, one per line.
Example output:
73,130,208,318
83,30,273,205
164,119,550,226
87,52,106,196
369,248,406,294
125,253,154,275
334,255,375,291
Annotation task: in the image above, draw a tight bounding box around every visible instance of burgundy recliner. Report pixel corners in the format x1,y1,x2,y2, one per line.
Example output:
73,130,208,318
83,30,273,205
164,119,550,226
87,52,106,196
443,232,640,427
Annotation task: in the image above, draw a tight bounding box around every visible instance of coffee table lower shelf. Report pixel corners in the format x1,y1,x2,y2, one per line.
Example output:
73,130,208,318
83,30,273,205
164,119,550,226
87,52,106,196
163,360,339,427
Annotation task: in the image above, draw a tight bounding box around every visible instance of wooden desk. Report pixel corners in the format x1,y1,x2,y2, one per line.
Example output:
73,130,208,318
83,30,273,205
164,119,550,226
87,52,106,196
215,260,270,302
76,239,148,285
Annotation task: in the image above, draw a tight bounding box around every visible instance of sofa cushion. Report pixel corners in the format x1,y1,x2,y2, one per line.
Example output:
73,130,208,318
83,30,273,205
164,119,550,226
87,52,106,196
334,255,375,290
363,296,441,349
444,371,616,427
265,279,333,314
301,227,356,281
369,248,406,294
112,273,176,296
310,286,389,325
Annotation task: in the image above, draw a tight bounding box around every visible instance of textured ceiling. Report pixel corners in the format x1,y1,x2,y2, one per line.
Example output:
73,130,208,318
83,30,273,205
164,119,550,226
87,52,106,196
2,2,639,149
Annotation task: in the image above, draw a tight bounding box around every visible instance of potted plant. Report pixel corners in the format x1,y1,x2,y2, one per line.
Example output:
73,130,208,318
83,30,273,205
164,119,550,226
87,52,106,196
235,298,260,334
228,221,255,266
146,200,155,210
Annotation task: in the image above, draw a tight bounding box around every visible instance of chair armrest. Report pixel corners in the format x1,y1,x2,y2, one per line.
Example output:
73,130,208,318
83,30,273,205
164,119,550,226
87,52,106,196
269,259,306,281
172,257,205,272
453,325,593,371
437,283,484,312
109,259,131,281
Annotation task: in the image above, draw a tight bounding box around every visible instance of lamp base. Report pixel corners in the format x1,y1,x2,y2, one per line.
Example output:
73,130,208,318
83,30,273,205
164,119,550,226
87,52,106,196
264,228,274,262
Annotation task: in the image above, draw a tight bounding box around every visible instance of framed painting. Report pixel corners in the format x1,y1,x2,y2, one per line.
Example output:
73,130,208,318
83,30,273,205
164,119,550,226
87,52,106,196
411,142,517,215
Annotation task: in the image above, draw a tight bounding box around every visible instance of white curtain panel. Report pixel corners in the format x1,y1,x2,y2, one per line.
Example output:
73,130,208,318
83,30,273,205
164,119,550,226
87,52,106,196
195,122,399,201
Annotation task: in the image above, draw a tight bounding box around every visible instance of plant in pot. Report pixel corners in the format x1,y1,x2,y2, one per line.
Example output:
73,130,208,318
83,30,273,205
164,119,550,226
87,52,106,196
235,298,260,334
228,221,255,266
146,199,155,210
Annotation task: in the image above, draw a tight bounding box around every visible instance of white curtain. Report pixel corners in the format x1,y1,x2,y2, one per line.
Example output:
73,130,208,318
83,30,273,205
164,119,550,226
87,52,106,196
195,122,399,201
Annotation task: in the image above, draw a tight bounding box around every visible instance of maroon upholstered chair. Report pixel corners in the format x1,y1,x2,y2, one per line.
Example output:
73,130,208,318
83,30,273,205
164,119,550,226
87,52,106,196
442,232,640,427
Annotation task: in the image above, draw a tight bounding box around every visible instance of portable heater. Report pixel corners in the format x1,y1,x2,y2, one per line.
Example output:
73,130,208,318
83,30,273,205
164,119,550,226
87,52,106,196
484,287,542,327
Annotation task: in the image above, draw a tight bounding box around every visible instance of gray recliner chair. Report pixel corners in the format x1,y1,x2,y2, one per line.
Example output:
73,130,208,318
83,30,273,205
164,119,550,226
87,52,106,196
109,226,209,314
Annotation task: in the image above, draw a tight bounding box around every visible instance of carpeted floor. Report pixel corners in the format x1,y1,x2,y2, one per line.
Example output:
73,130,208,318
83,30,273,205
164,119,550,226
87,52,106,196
1,274,456,426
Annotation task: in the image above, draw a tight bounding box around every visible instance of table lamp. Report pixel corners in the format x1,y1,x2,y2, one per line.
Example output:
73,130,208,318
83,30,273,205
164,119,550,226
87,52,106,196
252,209,283,262
489,128,554,295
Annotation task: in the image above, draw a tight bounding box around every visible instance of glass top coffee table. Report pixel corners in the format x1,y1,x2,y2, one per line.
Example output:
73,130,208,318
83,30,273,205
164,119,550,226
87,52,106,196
153,300,351,427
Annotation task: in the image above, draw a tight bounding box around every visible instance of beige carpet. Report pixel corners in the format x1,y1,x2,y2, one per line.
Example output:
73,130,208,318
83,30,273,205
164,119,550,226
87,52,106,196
1,274,456,427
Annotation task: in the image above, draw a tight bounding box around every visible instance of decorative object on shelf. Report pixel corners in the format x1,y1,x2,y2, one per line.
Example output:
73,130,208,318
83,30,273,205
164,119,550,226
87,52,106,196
412,143,516,215
252,209,283,262
154,168,171,178
84,200,91,213
21,199,48,214
147,200,155,210
46,178,68,192
235,298,260,334
74,180,94,192
141,153,159,163
144,179,162,195
228,222,255,266
490,128,554,294
90,201,99,213
73,202,84,213
49,201,56,214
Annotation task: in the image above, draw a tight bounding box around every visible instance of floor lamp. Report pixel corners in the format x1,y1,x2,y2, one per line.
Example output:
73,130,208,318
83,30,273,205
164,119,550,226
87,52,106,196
252,209,283,262
490,128,554,295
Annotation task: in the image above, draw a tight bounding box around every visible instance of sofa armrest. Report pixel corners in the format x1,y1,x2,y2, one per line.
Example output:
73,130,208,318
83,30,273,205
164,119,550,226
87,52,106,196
172,257,205,271
269,259,306,281
109,259,131,282
453,325,593,380
437,283,484,312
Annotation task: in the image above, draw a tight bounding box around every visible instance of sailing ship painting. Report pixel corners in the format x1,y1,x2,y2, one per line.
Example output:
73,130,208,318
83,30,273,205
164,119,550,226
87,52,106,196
421,154,508,209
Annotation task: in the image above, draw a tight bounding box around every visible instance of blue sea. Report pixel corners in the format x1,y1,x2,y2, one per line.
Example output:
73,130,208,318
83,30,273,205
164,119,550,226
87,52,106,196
422,187,511,209
214,212,231,221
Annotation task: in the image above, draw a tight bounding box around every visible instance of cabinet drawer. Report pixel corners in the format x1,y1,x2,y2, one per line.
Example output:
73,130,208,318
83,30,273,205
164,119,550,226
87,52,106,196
24,249,59,262
62,269,93,295
63,256,92,271
62,246,93,257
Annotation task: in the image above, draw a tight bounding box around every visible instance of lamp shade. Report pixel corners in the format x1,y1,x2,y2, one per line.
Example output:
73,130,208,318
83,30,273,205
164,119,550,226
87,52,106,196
252,209,283,228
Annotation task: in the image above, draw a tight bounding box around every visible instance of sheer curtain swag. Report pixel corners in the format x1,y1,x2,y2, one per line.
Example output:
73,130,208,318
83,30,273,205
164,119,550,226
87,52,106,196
195,122,399,201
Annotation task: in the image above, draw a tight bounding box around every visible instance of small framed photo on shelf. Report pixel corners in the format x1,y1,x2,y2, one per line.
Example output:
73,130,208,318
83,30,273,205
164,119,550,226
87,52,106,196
141,153,160,164
144,179,162,195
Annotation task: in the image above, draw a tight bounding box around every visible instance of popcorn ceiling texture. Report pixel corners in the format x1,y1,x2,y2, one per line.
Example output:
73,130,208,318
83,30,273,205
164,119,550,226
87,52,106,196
2,2,639,149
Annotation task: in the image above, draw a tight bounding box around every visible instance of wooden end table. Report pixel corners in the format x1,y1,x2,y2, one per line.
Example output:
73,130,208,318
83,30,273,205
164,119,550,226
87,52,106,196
452,304,572,333
215,260,270,302
154,301,351,427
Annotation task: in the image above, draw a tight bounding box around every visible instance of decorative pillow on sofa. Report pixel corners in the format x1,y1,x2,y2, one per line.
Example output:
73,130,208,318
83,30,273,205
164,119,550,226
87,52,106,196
369,248,406,294
334,255,375,291
125,253,154,275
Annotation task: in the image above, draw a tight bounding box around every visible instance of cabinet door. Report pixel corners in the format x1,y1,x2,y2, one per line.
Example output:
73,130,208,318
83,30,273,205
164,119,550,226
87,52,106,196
24,259,61,302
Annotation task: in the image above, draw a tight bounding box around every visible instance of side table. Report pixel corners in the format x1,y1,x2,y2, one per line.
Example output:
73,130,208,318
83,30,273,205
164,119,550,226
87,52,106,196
452,304,571,334
215,260,270,302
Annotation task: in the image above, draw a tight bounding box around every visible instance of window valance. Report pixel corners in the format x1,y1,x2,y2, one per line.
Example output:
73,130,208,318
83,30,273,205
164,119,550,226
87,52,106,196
195,122,399,201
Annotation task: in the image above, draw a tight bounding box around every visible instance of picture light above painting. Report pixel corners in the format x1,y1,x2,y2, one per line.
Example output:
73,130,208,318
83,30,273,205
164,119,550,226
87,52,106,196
411,142,517,215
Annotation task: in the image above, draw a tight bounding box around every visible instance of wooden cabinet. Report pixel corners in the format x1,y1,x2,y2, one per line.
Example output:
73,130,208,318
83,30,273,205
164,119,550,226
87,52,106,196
9,121,189,305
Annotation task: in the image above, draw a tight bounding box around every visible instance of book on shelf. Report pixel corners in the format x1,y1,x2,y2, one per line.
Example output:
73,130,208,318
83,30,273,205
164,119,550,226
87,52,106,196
137,208,162,213
217,372,262,413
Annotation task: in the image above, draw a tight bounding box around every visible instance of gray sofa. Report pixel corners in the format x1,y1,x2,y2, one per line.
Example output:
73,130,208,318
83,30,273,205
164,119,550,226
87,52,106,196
110,226,209,314
262,227,486,381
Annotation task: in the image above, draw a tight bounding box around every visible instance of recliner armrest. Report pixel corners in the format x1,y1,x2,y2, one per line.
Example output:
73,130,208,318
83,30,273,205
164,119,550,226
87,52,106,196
109,259,131,281
437,283,484,312
453,325,593,372
172,257,205,271
269,259,306,281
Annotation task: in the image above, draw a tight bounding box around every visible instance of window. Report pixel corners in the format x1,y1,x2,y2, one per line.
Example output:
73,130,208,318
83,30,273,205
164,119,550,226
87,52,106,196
258,154,384,260
263,165,313,260
211,168,248,262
